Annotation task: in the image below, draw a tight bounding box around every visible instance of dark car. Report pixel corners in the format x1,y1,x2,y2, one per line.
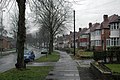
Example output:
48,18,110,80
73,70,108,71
41,49,48,54
24,50,35,63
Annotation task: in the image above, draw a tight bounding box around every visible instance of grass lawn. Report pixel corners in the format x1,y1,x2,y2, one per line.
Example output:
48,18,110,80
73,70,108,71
35,51,60,62
79,51,93,57
69,48,79,53
0,66,53,80
105,64,120,73
71,51,93,59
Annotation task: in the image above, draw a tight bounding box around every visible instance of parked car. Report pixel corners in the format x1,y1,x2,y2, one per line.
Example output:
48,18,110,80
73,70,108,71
24,50,35,63
41,49,48,54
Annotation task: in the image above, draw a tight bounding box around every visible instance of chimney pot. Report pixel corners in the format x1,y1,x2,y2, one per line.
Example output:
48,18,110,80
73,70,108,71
103,15,108,21
89,23,92,28
79,28,81,31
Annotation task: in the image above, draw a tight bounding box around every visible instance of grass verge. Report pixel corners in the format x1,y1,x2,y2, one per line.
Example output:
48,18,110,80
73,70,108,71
105,64,120,74
35,51,60,62
0,66,53,80
79,51,93,57
71,51,93,60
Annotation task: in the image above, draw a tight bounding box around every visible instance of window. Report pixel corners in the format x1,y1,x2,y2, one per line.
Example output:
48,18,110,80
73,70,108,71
116,38,119,46
114,23,116,29
117,23,119,29
111,23,119,30
95,40,101,46
111,24,113,29
91,40,95,46
111,38,119,46
114,38,116,46
106,39,110,46
111,38,113,46
95,30,101,36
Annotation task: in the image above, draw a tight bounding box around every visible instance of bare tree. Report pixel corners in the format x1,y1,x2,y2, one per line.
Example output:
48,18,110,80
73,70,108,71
37,26,50,48
15,0,26,69
32,0,72,54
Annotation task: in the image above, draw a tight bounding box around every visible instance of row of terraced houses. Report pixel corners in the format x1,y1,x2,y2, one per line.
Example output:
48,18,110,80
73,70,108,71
55,14,120,51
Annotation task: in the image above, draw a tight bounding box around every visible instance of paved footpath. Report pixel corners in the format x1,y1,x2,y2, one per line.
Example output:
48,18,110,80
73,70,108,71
46,50,80,80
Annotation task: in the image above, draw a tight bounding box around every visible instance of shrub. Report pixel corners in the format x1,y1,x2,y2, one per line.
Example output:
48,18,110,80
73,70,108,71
93,51,106,61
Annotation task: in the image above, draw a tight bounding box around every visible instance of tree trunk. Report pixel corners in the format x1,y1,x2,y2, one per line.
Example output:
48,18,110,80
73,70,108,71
15,0,26,69
49,33,53,54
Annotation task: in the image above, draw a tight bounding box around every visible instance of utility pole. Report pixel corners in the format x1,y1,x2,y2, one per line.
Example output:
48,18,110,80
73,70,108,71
73,10,75,56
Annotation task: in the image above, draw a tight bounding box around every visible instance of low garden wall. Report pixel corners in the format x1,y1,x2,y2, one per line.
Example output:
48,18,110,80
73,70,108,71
90,62,113,80
90,62,120,80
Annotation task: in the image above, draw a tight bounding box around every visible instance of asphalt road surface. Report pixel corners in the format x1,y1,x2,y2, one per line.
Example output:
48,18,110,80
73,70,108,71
0,46,43,72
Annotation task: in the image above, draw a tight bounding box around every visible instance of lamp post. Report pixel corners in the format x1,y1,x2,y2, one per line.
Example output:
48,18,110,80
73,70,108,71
0,9,5,56
73,10,75,56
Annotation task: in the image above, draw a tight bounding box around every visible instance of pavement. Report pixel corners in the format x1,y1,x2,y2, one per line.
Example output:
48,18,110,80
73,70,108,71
46,50,80,80
27,62,56,66
0,50,16,56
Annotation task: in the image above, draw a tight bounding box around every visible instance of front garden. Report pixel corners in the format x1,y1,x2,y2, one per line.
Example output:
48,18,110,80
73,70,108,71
91,46,120,80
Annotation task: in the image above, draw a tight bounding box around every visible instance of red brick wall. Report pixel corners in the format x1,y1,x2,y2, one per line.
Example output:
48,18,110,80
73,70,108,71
95,46,103,51
101,28,110,51
80,38,87,42
2,39,10,49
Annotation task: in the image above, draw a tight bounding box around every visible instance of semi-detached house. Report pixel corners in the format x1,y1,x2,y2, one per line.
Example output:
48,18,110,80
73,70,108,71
90,23,102,51
55,14,120,51
107,15,120,47
78,28,89,49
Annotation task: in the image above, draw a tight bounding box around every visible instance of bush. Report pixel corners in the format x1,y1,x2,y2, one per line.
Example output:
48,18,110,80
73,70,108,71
107,46,120,63
93,51,106,61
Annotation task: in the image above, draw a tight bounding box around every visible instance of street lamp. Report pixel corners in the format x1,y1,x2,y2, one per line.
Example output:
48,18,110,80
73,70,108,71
73,10,75,56
0,9,5,56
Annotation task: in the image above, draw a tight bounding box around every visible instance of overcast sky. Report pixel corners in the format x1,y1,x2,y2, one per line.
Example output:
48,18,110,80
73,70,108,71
68,0,120,32
1,0,120,35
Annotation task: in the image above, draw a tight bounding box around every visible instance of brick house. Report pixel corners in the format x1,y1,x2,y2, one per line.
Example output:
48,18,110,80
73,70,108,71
0,36,11,51
90,23,102,51
55,34,71,49
69,31,78,48
56,36,64,49
106,15,120,47
63,35,70,48
78,28,89,49
101,14,119,51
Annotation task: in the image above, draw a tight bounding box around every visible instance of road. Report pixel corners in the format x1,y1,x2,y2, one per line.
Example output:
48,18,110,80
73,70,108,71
0,47,43,72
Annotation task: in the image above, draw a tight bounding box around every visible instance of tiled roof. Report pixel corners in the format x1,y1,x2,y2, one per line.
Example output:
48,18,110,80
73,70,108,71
84,29,90,34
109,16,120,23
57,36,63,41
79,28,88,35
70,32,78,39
101,14,119,29
0,36,14,41
90,23,100,32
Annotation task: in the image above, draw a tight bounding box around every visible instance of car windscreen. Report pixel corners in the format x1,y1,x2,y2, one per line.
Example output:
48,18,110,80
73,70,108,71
24,51,31,55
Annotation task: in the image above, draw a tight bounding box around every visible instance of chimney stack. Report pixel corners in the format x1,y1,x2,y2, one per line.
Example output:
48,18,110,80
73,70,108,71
79,28,81,32
89,23,92,28
103,15,108,21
